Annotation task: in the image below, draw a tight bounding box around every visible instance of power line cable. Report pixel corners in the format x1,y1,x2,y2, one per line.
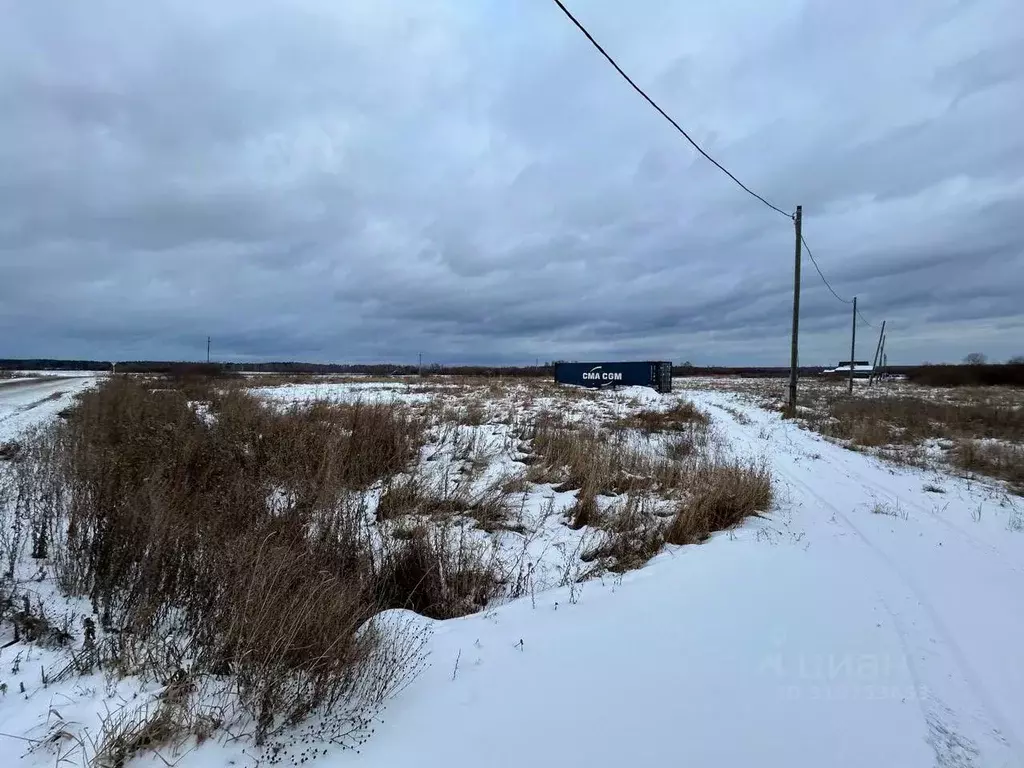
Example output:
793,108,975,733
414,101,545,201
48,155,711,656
549,0,792,219
800,234,853,305
801,234,880,327
551,1,881,333
856,306,877,329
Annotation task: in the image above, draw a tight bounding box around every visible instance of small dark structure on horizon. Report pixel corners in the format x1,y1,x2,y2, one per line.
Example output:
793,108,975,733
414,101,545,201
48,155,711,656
554,361,673,393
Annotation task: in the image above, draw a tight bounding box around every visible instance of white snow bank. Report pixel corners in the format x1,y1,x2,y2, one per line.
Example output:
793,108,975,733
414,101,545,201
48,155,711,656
292,542,932,768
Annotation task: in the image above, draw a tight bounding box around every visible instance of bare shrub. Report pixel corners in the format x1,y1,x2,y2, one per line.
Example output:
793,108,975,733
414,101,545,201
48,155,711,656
666,461,773,545
208,533,378,741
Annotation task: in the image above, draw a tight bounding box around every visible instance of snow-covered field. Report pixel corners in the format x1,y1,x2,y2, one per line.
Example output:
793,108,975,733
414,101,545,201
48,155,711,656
2,376,1022,767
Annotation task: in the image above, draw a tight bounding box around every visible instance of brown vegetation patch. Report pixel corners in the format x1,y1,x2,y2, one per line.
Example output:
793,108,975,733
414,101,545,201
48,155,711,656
614,401,709,433
666,461,773,545
953,441,1024,492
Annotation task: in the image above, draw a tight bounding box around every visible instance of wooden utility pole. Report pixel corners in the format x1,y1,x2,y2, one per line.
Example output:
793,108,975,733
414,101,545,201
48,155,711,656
788,205,803,413
848,297,857,394
418,352,423,376
207,336,211,364
868,320,886,386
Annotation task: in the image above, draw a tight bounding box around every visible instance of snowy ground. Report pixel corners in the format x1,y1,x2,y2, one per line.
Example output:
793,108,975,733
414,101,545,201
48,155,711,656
0,376,96,442
318,384,1023,768
2,377,1022,767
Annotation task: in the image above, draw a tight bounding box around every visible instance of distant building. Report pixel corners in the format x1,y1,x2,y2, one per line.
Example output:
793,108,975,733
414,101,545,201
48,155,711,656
822,360,873,379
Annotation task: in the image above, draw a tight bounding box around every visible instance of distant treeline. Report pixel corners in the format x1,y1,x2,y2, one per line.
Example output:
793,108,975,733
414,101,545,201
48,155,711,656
0,359,112,372
671,365,842,378
905,363,1024,388
3,359,1022,387
0,359,555,377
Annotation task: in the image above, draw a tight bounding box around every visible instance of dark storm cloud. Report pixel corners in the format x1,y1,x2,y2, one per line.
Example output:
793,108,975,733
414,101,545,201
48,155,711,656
2,0,1023,365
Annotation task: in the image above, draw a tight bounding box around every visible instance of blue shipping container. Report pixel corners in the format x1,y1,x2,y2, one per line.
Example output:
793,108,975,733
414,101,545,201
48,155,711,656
554,361,672,393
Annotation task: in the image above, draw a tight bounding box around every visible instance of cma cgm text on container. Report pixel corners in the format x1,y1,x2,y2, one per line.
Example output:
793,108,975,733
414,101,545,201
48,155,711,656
553,361,672,393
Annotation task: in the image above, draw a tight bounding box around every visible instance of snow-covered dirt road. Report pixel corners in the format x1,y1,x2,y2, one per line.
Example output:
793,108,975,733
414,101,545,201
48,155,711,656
304,387,1024,768
694,389,1024,768
0,376,95,440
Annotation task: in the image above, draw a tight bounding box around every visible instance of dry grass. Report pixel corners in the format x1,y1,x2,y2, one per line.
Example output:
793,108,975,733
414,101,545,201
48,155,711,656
376,475,518,533
523,419,687,497
953,441,1024,491
663,423,710,461
581,494,665,572
516,396,770,567
786,383,1024,489
0,585,74,647
93,689,187,768
613,401,709,433
6,377,480,750
665,461,773,545
566,488,599,530
373,525,501,620
818,396,1024,445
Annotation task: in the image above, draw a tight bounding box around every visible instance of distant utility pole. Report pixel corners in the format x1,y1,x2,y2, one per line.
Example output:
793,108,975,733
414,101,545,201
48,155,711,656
788,205,803,413
207,336,211,364
848,297,857,394
868,320,886,386
418,352,423,376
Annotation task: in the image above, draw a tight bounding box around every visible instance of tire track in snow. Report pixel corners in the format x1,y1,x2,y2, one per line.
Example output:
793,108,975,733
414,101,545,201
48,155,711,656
696,394,1024,767
828,457,1022,577
705,394,1021,577
782,468,1019,767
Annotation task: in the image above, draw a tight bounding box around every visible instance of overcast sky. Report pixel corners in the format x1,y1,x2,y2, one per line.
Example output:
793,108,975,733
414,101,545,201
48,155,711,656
2,0,1022,366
